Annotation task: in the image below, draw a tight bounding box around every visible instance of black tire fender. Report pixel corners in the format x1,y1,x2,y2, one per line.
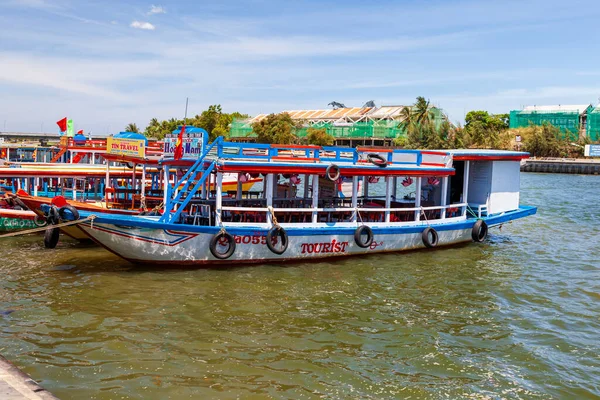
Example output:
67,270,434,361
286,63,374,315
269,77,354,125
325,164,341,182
209,231,236,260
44,226,60,249
46,205,60,225
354,225,374,248
422,227,439,248
367,153,387,167
266,226,288,255
471,220,488,242
58,205,80,221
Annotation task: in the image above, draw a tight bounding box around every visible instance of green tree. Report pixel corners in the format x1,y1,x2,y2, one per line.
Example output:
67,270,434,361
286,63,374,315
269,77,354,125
521,123,570,157
125,123,140,133
305,127,334,146
252,113,301,144
413,96,433,125
142,106,249,140
464,110,510,148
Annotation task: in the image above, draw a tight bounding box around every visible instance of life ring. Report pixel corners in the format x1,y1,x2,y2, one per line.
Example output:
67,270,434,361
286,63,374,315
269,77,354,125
471,220,488,242
33,214,47,227
46,205,60,225
354,225,374,248
58,205,80,221
44,226,60,249
266,226,288,255
422,227,439,248
209,231,236,260
325,164,340,182
367,153,387,168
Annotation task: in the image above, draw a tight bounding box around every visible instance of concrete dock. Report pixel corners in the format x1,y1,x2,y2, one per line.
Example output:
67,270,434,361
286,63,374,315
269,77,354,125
521,158,600,174
0,355,58,399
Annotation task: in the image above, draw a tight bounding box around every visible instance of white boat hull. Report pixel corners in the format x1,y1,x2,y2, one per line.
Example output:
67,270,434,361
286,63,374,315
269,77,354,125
76,221,473,265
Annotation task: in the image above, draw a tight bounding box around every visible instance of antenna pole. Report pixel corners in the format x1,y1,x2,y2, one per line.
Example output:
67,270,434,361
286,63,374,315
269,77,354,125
183,97,189,126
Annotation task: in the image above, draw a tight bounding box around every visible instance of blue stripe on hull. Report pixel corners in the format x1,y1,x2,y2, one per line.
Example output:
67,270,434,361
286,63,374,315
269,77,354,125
79,206,537,236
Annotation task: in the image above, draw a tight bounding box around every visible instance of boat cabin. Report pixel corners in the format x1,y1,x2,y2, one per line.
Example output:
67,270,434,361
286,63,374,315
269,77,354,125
157,135,529,229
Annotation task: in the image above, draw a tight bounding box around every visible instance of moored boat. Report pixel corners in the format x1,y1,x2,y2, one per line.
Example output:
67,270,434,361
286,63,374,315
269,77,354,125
67,133,537,266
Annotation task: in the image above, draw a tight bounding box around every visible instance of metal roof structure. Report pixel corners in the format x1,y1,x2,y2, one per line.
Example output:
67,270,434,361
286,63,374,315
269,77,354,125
247,105,421,126
520,104,592,114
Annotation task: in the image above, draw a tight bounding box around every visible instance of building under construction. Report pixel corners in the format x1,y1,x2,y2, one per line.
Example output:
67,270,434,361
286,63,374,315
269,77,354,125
587,106,600,141
509,104,594,139
229,105,446,146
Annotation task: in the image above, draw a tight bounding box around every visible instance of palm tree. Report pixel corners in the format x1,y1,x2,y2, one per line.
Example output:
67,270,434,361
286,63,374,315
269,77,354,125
398,106,414,133
413,96,432,125
125,123,139,133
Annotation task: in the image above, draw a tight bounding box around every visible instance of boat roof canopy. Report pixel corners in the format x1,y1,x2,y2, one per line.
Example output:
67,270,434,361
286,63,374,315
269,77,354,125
102,153,161,166
114,132,149,145
426,149,530,161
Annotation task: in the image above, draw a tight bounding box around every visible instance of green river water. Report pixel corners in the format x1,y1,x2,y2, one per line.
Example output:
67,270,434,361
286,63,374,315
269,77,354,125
0,173,598,399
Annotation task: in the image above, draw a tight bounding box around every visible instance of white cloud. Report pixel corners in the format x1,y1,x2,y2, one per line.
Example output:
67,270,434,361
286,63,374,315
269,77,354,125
130,21,155,30
148,5,166,15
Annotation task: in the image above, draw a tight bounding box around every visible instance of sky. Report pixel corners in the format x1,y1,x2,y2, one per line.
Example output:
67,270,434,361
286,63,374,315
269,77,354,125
1,0,600,134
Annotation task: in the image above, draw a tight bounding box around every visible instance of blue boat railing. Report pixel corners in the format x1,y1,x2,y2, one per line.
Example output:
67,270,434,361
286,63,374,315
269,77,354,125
210,141,449,167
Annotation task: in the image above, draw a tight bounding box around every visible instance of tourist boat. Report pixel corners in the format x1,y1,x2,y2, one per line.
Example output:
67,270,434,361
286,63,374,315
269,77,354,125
64,135,536,266
4,129,260,240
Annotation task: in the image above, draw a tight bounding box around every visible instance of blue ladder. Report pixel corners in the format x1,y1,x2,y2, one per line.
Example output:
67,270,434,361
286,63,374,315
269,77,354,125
161,137,222,223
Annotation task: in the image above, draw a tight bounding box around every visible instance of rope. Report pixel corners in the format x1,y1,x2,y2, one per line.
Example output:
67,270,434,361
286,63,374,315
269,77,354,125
355,207,364,225
0,215,97,238
465,205,480,219
267,205,279,227
420,206,430,227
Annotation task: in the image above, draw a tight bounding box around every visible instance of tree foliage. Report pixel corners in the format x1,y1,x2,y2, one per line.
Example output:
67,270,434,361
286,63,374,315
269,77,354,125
304,127,334,146
143,105,248,140
463,110,509,148
518,123,581,157
251,113,302,144
398,96,456,149
125,123,140,133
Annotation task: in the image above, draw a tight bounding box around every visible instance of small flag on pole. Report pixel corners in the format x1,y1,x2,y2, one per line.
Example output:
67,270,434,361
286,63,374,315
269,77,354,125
66,119,74,137
56,117,67,133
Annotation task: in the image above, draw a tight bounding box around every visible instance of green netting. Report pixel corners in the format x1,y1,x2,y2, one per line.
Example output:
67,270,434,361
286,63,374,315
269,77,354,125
509,109,583,138
233,120,407,140
587,107,600,141
509,110,579,130
229,119,255,138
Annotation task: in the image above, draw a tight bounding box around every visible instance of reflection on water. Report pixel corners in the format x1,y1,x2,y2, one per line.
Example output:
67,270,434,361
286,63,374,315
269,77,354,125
0,173,599,399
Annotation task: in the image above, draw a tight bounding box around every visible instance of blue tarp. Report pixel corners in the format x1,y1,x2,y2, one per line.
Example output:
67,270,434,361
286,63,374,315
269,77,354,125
172,126,208,136
114,132,148,145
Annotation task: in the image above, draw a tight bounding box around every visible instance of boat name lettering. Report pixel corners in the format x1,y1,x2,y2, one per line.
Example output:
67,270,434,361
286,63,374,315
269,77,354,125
234,235,267,245
112,143,141,151
369,241,384,250
301,239,349,254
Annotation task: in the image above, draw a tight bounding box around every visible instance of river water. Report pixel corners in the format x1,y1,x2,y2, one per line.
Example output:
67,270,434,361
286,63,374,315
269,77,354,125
0,173,598,399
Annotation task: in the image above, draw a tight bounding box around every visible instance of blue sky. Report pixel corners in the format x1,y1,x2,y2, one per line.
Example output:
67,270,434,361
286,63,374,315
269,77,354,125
1,0,600,134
